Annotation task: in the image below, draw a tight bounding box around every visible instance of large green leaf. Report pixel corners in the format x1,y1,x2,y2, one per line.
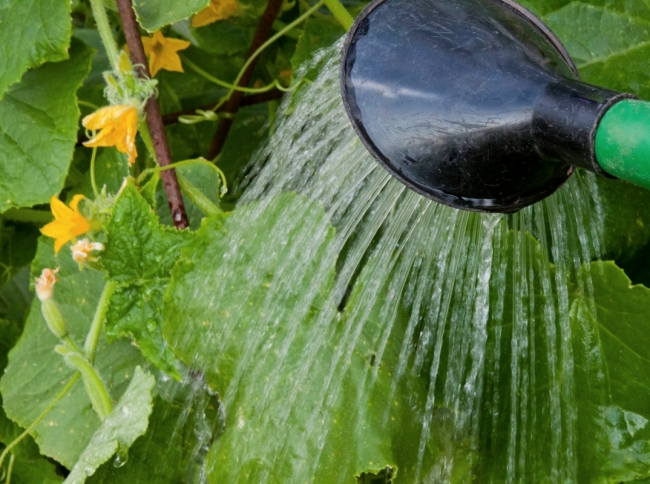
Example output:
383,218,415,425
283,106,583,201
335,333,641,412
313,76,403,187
102,180,191,378
569,261,650,482
0,38,93,213
0,238,145,468
64,366,155,484
0,0,72,99
163,193,431,482
543,2,650,99
133,0,210,32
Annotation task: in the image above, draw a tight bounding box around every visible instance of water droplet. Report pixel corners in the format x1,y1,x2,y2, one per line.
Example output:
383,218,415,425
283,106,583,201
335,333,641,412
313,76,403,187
113,449,129,468
146,319,157,332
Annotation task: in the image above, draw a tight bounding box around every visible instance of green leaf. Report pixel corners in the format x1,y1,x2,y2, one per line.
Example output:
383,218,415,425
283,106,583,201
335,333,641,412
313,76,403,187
88,386,222,483
290,16,345,79
0,38,93,213
569,261,650,482
6,456,64,484
537,1,650,99
76,148,130,199
0,0,72,99
133,0,210,32
64,366,155,484
164,193,431,482
0,266,33,323
102,180,191,378
594,176,650,263
0,238,146,468
156,162,223,230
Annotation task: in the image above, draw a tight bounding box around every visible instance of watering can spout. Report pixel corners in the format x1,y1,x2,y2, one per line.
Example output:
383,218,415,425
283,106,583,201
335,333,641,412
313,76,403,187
340,0,650,213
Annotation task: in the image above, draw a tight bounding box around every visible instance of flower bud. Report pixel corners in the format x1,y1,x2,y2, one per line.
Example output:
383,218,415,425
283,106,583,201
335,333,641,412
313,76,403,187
70,238,104,269
35,268,59,301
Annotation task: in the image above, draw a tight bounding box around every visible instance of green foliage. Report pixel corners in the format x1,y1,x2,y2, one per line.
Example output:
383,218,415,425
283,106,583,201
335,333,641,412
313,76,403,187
102,180,190,377
0,238,145,468
543,2,650,99
1,0,650,482
64,366,155,484
0,39,93,213
0,0,72,98
133,0,210,32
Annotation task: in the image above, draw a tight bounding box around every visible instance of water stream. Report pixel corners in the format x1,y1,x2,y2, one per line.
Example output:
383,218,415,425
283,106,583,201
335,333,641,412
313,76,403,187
167,41,608,483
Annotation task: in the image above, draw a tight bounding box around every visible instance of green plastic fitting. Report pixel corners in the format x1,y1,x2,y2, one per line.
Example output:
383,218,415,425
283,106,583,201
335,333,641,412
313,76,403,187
595,100,650,190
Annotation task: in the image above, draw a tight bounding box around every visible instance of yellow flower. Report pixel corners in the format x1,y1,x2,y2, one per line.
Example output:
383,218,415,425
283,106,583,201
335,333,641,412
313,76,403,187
191,0,239,27
142,31,191,77
82,105,139,165
35,268,59,301
41,195,91,254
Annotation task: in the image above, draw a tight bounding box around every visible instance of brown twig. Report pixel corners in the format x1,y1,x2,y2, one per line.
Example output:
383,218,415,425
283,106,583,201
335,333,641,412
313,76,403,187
115,0,189,229
206,0,284,160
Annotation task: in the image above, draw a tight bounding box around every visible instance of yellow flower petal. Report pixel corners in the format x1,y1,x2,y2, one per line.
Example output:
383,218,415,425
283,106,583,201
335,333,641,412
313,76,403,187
141,31,191,77
41,196,91,254
191,0,239,27
83,105,139,165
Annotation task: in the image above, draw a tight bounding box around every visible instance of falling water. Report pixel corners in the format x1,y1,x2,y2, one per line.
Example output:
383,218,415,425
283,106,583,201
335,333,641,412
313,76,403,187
165,40,609,483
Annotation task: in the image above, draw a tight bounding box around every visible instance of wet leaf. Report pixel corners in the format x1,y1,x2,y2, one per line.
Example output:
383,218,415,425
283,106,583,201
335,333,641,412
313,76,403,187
0,0,72,98
163,193,429,482
88,385,222,484
0,238,146,468
64,366,155,484
0,39,93,212
102,180,191,378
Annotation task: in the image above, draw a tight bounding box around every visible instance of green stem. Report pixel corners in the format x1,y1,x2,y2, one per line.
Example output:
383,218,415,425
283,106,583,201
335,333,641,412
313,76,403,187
183,58,283,94
78,99,100,110
137,159,228,195
84,281,117,363
321,0,353,30
89,0,121,67
56,346,113,420
177,173,222,216
5,453,14,484
90,146,99,198
211,2,325,113
138,121,158,163
2,208,53,224
0,375,80,470
271,19,302,39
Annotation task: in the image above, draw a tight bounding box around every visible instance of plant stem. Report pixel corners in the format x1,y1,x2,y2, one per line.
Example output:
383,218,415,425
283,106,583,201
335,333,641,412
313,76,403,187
56,346,113,420
322,0,354,30
0,374,80,470
84,280,117,363
2,208,53,224
78,99,101,110
160,90,284,125
137,159,228,194
90,146,99,197
115,0,189,230
5,453,14,484
206,0,286,160
177,173,222,216
183,57,283,94
88,0,121,67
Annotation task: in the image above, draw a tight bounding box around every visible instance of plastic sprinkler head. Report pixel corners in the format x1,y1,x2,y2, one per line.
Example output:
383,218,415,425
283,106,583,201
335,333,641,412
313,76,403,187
340,0,650,213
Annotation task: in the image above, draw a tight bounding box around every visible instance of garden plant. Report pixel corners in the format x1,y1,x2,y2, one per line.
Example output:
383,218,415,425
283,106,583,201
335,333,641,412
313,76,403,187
0,0,650,482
